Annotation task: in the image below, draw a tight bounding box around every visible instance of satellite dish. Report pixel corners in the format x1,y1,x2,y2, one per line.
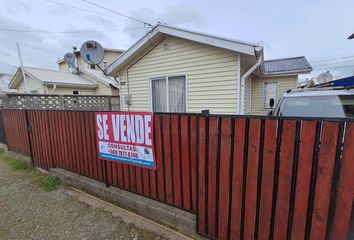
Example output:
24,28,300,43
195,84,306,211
318,71,333,84
64,53,76,67
80,40,104,65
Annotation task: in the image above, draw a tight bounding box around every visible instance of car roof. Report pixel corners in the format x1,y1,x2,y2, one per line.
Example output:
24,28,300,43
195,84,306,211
284,88,354,97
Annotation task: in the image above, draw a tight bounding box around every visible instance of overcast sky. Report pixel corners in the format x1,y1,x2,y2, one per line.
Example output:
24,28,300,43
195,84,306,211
0,0,353,80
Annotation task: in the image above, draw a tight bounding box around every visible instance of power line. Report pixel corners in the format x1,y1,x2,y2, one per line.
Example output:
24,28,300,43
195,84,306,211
313,65,354,70
0,60,17,68
42,0,139,23
309,55,354,63
0,27,143,34
311,59,354,67
80,0,151,26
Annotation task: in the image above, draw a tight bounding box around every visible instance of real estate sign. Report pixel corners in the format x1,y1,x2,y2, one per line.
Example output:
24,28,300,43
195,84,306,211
95,112,155,169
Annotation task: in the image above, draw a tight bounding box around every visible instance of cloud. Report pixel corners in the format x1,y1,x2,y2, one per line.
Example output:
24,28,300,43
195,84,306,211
123,5,206,39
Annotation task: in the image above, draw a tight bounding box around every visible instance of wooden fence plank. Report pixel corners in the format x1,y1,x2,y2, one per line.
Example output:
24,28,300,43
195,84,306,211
291,120,317,239
229,118,246,240
181,115,191,210
190,115,197,212
88,112,100,181
331,122,354,239
171,115,182,208
162,115,173,204
217,118,232,240
274,120,296,240
136,167,143,194
197,116,207,235
244,119,261,240
258,119,277,240
154,115,165,201
310,122,339,240
142,168,150,196
207,117,219,238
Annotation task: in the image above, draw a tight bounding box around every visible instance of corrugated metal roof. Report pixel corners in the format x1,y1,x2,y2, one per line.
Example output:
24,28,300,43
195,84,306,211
80,68,119,88
264,56,312,75
24,67,97,87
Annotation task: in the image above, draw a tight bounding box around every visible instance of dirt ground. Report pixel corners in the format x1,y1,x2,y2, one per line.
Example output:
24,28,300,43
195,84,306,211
0,161,163,240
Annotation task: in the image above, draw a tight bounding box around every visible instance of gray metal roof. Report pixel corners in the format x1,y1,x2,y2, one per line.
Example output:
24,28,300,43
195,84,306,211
263,56,312,75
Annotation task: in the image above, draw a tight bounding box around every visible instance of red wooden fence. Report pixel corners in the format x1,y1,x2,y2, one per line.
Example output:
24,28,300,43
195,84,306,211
197,116,354,240
1,109,353,240
2,110,30,156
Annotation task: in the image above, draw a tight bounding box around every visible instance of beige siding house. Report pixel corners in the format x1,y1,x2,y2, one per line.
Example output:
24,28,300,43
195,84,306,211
105,24,312,115
9,67,119,96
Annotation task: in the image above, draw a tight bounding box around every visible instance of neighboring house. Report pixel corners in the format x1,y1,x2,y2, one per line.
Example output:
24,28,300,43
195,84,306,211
58,48,124,72
105,24,312,115
8,67,119,95
251,57,312,115
0,73,16,93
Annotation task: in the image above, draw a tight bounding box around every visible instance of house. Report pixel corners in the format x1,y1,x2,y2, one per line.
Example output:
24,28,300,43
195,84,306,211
8,66,119,95
58,48,124,72
105,24,312,115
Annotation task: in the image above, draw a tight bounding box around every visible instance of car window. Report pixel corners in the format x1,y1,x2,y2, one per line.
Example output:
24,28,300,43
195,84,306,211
278,95,354,118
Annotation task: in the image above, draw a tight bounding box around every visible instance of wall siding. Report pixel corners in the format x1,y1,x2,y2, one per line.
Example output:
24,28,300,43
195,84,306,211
119,36,239,114
250,75,297,115
17,75,45,93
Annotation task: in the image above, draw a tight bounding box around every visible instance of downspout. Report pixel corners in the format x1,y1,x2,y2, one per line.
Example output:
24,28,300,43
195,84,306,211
238,51,263,114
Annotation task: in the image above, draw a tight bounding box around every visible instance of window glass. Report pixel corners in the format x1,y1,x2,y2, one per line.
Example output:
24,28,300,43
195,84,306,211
151,76,186,112
279,95,354,118
151,78,167,112
168,76,186,112
263,82,278,109
73,90,80,95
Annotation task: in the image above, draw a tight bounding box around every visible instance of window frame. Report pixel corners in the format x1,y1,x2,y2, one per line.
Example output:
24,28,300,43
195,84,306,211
262,81,278,110
149,74,188,112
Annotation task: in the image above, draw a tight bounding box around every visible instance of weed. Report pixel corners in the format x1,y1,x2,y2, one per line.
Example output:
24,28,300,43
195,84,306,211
41,175,62,192
0,153,31,171
0,150,62,192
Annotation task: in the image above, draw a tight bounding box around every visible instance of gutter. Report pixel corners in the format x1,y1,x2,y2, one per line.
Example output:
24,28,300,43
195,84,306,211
238,50,263,114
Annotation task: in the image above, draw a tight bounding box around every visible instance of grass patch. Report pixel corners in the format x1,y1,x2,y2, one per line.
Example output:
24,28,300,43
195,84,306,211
0,149,62,192
0,152,31,171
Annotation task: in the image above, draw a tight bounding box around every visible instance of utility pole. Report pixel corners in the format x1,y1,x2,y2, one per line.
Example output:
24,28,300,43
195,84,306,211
16,43,29,93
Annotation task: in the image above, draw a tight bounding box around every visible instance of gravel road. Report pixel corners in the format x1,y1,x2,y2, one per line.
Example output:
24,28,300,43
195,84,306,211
0,161,163,240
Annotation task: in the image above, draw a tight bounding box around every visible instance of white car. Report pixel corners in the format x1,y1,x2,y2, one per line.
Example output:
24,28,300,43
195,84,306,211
269,88,354,118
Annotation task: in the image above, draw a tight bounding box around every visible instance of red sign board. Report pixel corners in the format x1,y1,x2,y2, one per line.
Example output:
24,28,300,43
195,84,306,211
95,112,155,169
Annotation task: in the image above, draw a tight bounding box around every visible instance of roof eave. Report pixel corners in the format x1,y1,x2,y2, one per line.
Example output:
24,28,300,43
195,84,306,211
262,69,313,77
42,82,98,88
105,24,260,76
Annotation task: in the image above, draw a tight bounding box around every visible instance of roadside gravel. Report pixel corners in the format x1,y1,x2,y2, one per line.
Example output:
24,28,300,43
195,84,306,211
0,161,163,240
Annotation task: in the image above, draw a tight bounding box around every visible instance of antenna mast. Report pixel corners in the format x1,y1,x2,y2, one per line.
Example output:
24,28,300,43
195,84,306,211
16,43,29,93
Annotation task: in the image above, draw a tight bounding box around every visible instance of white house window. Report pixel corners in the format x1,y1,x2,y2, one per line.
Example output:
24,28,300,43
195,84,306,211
30,90,38,94
151,75,186,112
263,82,277,109
73,90,80,95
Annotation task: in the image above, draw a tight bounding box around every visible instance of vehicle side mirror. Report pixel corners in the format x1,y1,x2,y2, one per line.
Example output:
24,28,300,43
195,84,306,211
269,98,275,108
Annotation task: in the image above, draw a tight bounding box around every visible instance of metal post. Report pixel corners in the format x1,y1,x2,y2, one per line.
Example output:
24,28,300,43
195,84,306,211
16,43,29,93
24,110,34,167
